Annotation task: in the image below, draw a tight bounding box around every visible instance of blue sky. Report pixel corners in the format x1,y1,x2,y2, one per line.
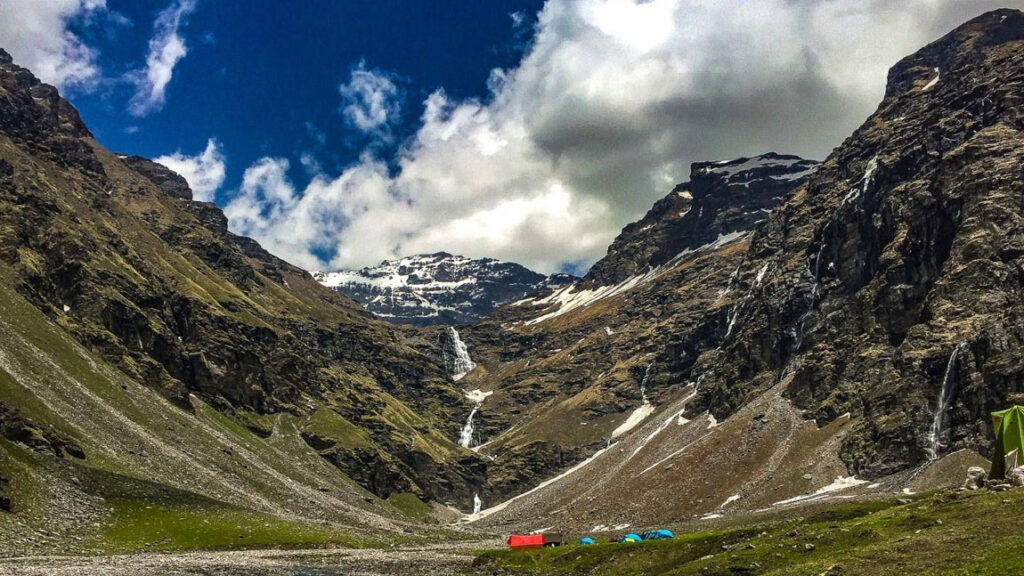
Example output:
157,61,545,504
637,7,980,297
1,1,1014,273
66,0,543,206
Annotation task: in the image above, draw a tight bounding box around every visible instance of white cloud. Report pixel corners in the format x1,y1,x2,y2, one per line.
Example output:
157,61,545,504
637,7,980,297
0,0,107,90
338,62,401,134
154,138,226,202
225,0,1014,274
128,0,197,116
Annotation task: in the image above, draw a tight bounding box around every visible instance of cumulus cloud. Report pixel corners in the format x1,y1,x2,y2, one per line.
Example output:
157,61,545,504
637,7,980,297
128,0,197,116
0,0,108,90
226,0,1013,274
154,138,226,202
338,62,402,135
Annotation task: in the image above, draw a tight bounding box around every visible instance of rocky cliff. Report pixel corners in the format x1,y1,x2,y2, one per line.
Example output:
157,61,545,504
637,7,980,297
686,7,1024,476
315,253,574,326
584,153,819,287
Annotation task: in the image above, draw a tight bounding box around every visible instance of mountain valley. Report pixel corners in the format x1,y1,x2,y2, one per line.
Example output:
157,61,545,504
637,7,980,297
1,7,1024,576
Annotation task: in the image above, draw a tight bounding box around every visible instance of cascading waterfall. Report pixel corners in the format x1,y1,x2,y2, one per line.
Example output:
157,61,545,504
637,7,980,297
472,493,482,515
926,342,967,460
459,406,479,448
459,388,493,449
639,362,652,402
794,232,829,351
445,327,477,381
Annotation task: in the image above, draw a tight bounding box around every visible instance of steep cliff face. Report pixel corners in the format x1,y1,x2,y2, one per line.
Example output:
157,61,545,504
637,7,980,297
0,47,484,523
686,8,1024,476
315,253,574,326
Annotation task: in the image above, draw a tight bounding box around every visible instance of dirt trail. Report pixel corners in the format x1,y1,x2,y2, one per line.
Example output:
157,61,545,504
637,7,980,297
0,542,496,576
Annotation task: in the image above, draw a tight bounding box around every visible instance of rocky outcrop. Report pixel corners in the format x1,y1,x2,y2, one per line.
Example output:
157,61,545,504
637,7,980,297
315,253,575,326
0,401,84,460
120,155,192,200
583,153,818,287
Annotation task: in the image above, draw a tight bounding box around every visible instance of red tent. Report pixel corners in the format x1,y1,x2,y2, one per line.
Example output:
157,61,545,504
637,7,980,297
506,534,545,550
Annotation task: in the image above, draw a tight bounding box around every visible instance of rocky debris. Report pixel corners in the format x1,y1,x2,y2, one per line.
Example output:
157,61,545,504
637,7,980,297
315,253,575,326
583,153,818,287
964,466,987,490
0,541,490,575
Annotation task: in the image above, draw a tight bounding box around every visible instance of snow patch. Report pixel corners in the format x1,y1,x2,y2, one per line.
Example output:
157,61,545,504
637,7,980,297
772,476,867,507
465,389,493,404
921,68,940,91
612,403,655,438
525,231,749,326
721,494,741,508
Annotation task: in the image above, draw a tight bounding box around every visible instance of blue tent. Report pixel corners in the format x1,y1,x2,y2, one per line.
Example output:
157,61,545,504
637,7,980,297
579,537,595,545
641,529,675,540
620,533,642,543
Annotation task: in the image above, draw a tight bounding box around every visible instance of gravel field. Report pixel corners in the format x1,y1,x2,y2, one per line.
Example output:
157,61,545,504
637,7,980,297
0,542,497,576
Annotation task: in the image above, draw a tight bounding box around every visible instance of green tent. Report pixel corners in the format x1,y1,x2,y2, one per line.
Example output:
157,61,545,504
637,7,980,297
990,406,1024,479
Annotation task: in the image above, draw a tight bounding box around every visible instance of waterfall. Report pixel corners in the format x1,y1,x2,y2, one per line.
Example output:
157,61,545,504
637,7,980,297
926,342,967,460
444,327,477,381
459,407,479,448
459,388,493,449
472,493,482,515
612,363,655,438
639,362,653,402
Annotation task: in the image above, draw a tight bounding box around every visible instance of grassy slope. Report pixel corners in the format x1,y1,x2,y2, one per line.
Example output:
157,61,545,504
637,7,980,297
0,275,448,556
471,489,1024,575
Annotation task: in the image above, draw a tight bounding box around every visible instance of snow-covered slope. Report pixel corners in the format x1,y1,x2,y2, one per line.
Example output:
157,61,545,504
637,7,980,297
314,253,575,326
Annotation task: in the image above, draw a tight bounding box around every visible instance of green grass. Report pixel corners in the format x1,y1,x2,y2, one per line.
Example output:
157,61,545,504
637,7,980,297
101,498,368,553
387,492,432,521
470,490,1024,576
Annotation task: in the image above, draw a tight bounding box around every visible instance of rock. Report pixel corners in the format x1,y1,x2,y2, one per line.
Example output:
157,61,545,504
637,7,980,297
804,543,816,551
964,466,987,490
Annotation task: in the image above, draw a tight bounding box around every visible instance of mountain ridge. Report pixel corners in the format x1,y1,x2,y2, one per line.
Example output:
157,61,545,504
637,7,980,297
315,252,575,326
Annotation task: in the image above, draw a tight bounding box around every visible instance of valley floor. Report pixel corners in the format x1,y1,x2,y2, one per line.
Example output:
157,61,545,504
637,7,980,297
0,540,497,576
4,489,1024,575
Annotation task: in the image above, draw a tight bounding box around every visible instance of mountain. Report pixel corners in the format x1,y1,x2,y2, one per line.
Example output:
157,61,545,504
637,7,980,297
440,153,818,502
314,253,575,326
583,153,819,287
0,48,486,555
443,9,1024,533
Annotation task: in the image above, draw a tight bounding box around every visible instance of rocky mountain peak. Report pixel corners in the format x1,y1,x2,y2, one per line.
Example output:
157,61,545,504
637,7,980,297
315,253,575,326
884,9,1024,100
582,152,818,287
